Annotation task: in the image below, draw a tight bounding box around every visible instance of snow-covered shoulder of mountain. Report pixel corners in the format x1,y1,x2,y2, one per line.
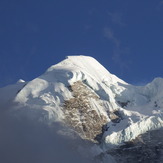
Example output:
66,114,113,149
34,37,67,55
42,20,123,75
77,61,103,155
103,77,163,149
0,55,163,152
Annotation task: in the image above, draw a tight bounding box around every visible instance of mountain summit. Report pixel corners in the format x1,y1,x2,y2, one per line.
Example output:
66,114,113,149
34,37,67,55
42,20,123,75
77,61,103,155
0,55,163,162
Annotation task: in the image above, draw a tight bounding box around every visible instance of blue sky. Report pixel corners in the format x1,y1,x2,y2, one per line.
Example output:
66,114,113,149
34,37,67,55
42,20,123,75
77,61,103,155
0,0,163,87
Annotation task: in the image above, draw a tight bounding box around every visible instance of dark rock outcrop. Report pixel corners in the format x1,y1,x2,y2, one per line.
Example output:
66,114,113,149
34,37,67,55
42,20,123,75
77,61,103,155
63,81,108,142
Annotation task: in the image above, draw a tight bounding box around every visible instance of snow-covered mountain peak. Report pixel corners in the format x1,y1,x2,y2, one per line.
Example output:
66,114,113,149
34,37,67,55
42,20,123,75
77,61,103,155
45,55,126,85
46,55,105,72
0,55,163,162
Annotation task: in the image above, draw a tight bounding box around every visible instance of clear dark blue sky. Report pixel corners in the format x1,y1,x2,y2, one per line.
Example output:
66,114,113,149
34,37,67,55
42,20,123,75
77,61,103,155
0,0,163,87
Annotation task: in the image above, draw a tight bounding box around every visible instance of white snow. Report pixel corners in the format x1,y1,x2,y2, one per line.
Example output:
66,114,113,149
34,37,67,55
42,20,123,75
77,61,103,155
17,79,25,83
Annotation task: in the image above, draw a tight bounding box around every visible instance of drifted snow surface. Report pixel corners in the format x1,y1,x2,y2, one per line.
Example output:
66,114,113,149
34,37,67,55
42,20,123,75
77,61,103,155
0,55,163,162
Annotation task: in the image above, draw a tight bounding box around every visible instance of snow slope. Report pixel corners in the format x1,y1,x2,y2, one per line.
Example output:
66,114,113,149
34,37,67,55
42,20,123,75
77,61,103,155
0,55,163,150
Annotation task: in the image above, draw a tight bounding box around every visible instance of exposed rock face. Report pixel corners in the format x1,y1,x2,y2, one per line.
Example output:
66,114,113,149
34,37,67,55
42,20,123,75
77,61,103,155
107,129,163,163
63,81,108,142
